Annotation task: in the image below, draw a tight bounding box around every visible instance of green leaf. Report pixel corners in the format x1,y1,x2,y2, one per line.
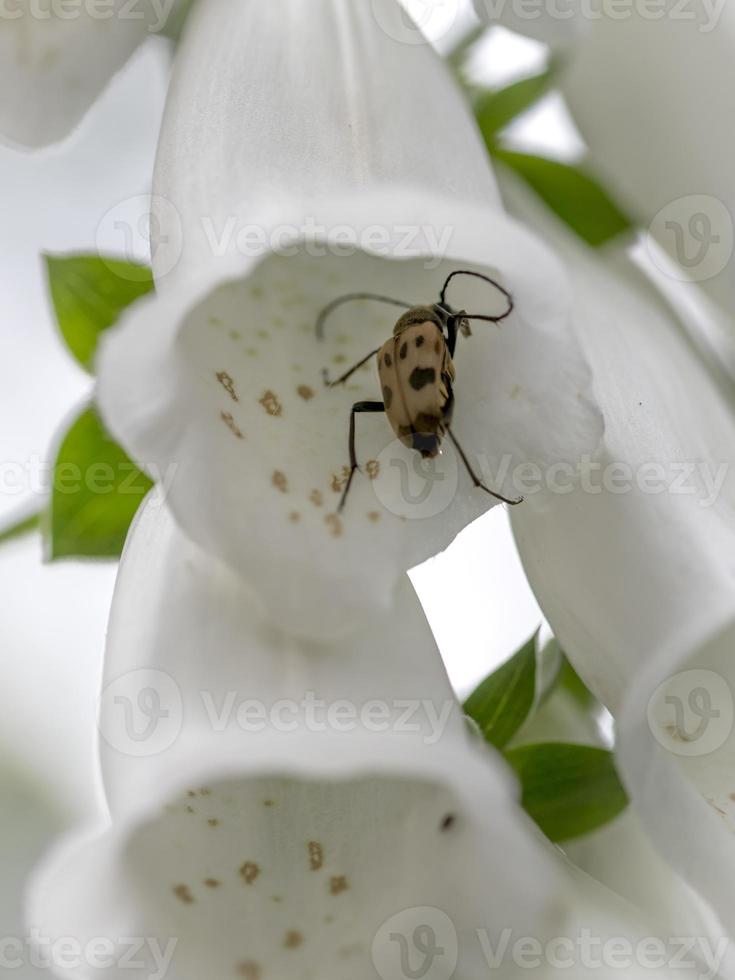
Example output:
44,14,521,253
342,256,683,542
490,148,634,247
464,634,538,749
505,742,628,842
49,407,152,560
559,655,600,709
475,67,555,138
45,254,154,373
0,509,41,546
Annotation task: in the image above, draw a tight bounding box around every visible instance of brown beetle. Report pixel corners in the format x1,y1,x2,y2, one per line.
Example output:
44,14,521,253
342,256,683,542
317,270,524,513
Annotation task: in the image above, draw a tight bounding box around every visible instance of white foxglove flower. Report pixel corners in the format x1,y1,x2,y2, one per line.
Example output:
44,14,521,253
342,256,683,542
28,497,559,980
96,0,603,640
500,170,735,938
28,498,730,980
0,0,183,149
557,3,735,318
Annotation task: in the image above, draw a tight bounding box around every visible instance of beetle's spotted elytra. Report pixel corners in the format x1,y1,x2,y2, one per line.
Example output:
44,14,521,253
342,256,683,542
316,270,525,514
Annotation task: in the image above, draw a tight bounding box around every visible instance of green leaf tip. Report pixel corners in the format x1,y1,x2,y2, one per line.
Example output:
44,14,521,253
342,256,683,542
48,405,152,561
44,253,154,373
464,632,539,749
505,742,628,842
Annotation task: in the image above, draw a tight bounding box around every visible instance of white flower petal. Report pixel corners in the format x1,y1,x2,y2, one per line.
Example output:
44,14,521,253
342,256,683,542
151,0,501,284
98,190,602,639
500,169,735,936
28,497,565,980
0,1,177,150
96,0,601,639
560,4,735,316
472,0,588,46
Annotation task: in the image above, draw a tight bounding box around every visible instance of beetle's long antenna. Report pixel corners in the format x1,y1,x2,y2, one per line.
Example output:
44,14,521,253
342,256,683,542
316,293,412,340
439,270,514,323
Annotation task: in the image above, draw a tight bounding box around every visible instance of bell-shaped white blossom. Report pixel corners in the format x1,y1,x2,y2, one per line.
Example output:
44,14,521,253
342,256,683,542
558,2,735,318
96,0,603,640
28,497,733,980
0,0,182,149
500,169,735,940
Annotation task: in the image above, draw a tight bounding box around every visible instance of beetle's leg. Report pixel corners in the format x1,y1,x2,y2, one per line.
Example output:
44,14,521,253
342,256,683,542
339,400,386,513
446,427,524,506
316,293,412,340
322,348,380,388
439,270,514,324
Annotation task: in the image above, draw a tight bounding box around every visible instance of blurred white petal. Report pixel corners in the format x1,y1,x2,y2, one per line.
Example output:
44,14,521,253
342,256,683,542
500,168,735,938
97,0,602,640
0,1,179,150
560,3,735,318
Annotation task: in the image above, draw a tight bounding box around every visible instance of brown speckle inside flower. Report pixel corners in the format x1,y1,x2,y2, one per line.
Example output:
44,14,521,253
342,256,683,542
368,511,381,523
240,862,261,885
208,818,220,828
366,460,380,480
289,512,301,524
259,390,283,417
216,371,239,402
284,931,304,950
308,841,324,871
204,878,221,889
272,471,288,493
297,385,315,401
236,961,261,980
221,412,245,439
173,884,194,905
310,490,324,508
325,514,343,539
330,875,349,895
331,467,350,493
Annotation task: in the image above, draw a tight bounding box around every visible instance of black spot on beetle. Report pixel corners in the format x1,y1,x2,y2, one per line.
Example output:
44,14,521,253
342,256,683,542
409,367,436,391
382,386,393,410
415,335,425,348
399,342,408,360
384,352,392,368
440,814,456,832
